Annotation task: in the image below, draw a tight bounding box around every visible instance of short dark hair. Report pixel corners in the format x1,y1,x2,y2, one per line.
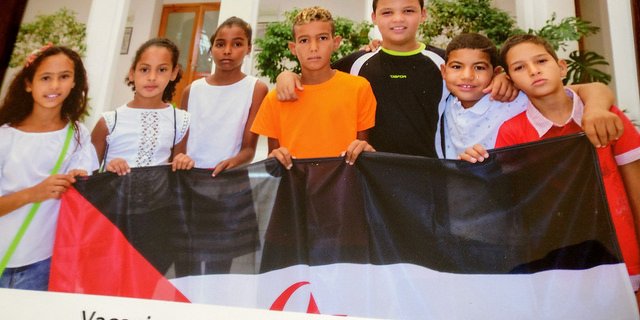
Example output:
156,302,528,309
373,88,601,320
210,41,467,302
500,34,558,74
373,0,424,11
445,33,499,68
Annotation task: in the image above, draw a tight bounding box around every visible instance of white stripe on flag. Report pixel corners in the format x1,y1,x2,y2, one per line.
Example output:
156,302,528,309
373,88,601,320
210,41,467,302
171,263,638,319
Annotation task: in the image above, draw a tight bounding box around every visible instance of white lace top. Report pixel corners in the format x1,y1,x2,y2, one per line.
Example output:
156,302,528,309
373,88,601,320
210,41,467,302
102,104,190,167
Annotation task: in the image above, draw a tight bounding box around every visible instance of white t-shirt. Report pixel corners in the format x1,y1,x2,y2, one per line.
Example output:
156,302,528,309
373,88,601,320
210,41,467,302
186,76,257,168
0,122,98,267
102,104,190,167
437,92,529,159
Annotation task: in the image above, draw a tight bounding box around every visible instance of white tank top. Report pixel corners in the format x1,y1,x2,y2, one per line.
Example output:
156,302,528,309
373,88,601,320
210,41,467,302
186,76,257,169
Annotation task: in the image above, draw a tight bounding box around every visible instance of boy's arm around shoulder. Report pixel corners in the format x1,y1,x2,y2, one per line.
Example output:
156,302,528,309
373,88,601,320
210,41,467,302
570,82,623,147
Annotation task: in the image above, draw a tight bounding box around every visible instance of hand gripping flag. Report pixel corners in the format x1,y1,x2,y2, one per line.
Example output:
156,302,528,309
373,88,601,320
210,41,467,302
49,134,639,319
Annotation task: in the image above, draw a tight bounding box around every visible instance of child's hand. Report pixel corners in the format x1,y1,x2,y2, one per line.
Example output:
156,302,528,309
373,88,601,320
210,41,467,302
484,72,519,102
106,158,131,176
67,169,88,179
171,153,195,171
269,147,293,170
342,140,375,165
458,144,490,163
29,174,76,202
360,39,382,52
211,159,237,177
581,107,623,147
276,71,303,102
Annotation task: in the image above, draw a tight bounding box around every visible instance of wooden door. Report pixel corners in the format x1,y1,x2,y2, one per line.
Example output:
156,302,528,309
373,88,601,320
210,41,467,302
158,3,220,106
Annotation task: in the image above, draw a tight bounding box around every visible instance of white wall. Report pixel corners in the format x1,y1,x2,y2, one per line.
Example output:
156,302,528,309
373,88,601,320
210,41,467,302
514,0,578,57
111,0,164,110
218,0,259,75
605,1,640,120
258,0,367,22
21,0,91,23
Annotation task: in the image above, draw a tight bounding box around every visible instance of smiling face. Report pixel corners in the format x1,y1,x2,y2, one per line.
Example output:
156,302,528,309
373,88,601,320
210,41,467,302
26,53,75,112
504,42,567,99
289,20,341,74
211,25,251,72
128,46,179,102
441,49,495,108
371,0,426,51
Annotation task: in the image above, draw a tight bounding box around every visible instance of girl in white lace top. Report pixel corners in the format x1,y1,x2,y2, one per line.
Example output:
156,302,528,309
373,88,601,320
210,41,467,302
91,38,192,175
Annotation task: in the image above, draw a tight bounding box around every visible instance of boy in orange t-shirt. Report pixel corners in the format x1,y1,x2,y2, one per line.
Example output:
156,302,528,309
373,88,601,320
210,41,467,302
250,6,377,169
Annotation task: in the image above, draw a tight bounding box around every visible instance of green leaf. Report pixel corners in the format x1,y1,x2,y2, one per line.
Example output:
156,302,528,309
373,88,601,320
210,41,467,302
564,50,610,85
10,8,86,68
255,9,372,83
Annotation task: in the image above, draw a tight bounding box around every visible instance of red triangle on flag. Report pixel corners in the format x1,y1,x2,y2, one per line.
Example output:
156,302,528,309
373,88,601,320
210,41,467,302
50,188,189,303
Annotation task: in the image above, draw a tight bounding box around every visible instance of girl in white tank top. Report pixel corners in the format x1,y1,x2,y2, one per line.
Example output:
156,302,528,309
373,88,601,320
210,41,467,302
178,17,268,176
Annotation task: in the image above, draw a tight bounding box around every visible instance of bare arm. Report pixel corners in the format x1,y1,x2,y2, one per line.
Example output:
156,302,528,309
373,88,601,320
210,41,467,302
91,116,131,175
620,160,640,246
343,130,375,165
170,132,194,171
179,84,191,111
0,174,76,217
275,71,303,101
483,71,519,102
211,81,269,176
266,138,293,170
91,118,109,165
569,82,623,147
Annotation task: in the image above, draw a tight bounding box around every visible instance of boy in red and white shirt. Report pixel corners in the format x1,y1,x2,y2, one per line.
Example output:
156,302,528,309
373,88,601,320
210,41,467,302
465,34,640,299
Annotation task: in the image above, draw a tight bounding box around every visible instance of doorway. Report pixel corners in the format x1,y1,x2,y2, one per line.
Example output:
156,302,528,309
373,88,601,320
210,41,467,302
158,3,220,105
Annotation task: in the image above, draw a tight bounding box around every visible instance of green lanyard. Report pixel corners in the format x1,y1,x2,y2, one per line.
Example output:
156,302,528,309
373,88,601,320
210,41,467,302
0,123,74,278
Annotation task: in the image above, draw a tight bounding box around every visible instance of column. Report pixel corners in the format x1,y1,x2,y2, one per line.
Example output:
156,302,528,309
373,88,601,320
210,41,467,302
218,0,260,74
606,1,640,118
514,0,578,57
84,0,130,129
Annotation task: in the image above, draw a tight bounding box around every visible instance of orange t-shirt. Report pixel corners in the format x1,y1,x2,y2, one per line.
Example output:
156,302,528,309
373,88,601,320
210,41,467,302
251,71,376,158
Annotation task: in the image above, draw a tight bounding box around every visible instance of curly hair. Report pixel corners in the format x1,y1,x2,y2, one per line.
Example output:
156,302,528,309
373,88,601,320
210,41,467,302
292,6,335,37
125,37,182,102
0,46,88,130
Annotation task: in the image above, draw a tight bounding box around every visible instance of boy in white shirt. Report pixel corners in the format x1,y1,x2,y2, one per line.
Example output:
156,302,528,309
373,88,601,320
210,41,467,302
438,33,616,161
